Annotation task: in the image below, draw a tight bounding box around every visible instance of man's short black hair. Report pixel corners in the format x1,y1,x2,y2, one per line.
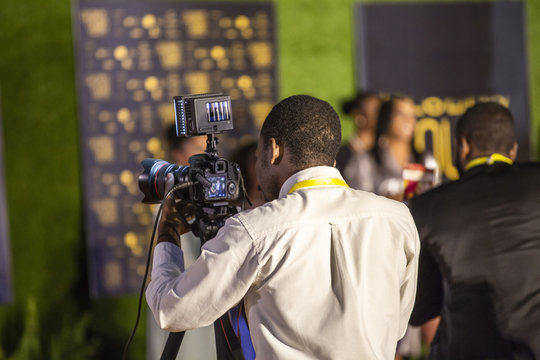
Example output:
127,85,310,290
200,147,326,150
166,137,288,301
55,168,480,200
260,95,341,169
456,102,516,154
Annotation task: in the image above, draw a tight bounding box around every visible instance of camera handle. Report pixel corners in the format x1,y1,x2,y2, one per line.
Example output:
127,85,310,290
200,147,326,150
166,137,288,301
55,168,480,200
205,133,219,154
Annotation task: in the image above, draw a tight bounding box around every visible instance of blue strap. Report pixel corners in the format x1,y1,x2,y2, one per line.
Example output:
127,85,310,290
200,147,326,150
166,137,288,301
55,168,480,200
229,305,255,360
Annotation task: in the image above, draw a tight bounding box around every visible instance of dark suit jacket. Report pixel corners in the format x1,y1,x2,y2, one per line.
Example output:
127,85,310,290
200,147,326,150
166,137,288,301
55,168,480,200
409,162,540,360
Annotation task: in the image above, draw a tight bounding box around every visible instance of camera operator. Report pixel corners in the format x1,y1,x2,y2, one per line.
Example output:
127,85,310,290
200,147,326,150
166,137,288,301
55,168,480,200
146,95,420,359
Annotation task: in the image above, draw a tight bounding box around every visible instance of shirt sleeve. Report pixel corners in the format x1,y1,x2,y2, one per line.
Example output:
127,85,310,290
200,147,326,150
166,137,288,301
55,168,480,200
145,215,260,331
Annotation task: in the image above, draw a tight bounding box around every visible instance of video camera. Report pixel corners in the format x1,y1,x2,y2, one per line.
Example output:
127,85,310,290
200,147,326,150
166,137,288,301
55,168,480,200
138,93,242,241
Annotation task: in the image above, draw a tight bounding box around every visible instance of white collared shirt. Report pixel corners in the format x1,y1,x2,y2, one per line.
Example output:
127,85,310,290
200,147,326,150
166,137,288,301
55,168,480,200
146,166,420,359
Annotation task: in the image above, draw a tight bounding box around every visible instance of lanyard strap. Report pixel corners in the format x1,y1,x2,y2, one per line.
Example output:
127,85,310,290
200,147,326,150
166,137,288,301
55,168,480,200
464,153,513,171
288,178,349,194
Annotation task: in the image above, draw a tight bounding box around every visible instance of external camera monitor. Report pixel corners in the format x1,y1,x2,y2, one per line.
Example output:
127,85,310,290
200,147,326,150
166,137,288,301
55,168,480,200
174,93,233,136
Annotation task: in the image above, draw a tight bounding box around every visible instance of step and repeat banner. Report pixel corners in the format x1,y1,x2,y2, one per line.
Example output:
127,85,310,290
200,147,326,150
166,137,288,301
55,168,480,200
73,1,276,297
356,1,530,180
0,93,12,304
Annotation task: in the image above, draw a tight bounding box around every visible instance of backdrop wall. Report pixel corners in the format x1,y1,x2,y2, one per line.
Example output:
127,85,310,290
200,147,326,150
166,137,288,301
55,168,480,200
0,0,538,358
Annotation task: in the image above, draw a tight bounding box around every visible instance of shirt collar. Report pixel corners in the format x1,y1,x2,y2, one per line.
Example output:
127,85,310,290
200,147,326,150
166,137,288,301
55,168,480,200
464,153,513,172
279,166,345,199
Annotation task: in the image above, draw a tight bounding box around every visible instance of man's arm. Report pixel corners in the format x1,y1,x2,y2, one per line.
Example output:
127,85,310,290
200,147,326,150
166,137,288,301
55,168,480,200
409,196,443,326
409,244,442,325
146,211,259,332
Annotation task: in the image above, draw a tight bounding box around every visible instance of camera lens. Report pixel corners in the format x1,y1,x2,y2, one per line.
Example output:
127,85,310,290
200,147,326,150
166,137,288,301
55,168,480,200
138,159,189,203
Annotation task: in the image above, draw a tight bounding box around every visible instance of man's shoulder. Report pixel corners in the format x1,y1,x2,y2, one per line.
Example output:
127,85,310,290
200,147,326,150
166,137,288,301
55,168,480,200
414,162,540,201
235,187,413,234
513,161,540,173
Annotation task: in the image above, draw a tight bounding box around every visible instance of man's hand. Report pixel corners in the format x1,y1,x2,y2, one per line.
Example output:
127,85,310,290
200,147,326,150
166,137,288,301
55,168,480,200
157,174,192,246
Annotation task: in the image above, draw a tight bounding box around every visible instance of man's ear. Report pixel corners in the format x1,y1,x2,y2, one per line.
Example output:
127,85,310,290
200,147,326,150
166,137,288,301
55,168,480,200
509,142,518,161
268,137,284,165
459,136,471,163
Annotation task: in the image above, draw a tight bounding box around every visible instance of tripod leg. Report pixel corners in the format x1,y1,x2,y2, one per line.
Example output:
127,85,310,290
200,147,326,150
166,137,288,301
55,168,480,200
214,315,245,360
160,332,185,360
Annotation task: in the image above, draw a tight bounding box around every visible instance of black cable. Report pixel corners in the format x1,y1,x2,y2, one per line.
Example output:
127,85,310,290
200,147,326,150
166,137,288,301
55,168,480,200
238,168,252,209
122,182,193,360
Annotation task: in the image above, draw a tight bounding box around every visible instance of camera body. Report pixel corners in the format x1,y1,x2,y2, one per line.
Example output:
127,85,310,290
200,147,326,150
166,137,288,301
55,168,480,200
138,93,242,241
187,152,239,203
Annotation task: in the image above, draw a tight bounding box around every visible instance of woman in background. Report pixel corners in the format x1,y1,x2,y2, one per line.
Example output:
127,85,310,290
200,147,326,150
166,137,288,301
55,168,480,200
343,95,419,198
370,96,419,199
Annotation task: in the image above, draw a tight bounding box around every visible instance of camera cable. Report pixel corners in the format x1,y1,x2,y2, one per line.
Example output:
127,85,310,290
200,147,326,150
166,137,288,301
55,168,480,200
122,181,194,360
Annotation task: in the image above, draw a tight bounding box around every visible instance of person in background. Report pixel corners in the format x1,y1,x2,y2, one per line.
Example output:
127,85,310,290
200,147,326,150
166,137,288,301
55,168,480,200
164,124,207,166
370,96,419,198
409,102,540,359
231,139,265,210
336,91,381,178
146,124,213,360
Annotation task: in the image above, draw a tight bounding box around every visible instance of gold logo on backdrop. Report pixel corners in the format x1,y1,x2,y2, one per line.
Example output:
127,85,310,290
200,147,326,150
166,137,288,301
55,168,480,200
220,77,235,89
101,173,114,186
235,15,250,30
117,108,131,123
219,17,233,28
85,73,111,100
185,71,210,94
141,14,157,29
91,198,118,225
156,41,182,69
88,136,114,163
144,76,159,91
231,42,246,70
124,232,143,256
235,15,253,39
137,41,153,70
146,137,164,159
130,27,144,39
104,261,122,289
248,42,272,69
81,9,109,37
116,108,136,132
166,73,181,99
120,170,138,195
140,104,155,133
123,16,138,27
249,101,273,128
113,45,128,60
237,75,255,99
210,46,226,60
158,103,174,125
183,10,208,38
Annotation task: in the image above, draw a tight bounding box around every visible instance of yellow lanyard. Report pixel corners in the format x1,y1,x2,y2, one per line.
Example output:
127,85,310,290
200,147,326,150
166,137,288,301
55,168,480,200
464,153,513,171
288,178,349,194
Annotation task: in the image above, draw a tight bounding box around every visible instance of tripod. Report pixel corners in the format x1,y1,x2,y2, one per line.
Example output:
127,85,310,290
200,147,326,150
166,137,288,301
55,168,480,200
160,311,245,360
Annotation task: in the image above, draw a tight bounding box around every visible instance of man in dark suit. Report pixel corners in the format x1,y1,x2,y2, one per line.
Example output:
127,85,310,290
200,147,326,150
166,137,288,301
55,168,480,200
409,102,540,359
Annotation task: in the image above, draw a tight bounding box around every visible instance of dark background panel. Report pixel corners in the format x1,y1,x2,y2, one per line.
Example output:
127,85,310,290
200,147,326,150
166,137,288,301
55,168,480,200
356,1,530,161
